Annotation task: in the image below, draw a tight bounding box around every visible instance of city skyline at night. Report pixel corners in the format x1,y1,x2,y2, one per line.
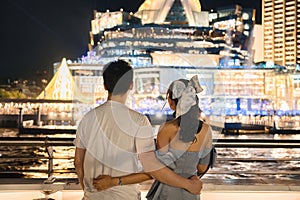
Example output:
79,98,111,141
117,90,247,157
36,0,298,116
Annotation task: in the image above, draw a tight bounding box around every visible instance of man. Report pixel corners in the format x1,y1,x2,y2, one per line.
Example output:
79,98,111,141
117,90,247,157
74,60,202,199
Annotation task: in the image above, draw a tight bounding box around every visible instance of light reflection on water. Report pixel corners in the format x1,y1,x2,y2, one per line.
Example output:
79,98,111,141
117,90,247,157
211,131,300,180
0,128,299,180
208,147,300,180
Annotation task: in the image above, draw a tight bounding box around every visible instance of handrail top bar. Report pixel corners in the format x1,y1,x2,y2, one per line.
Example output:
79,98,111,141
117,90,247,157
213,142,300,148
214,138,300,143
0,137,300,143
0,137,75,141
0,140,300,148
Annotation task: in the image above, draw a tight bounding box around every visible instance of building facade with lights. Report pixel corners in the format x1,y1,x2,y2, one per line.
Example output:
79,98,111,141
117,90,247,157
263,0,300,69
61,0,300,117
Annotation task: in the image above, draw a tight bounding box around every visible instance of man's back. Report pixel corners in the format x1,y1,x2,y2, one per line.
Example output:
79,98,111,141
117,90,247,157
74,100,155,199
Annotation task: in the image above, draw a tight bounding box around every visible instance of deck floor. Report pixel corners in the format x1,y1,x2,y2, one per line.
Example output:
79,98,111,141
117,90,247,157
1,188,300,200
1,178,300,200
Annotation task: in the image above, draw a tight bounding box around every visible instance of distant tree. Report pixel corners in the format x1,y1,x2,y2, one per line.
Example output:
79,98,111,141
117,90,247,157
10,90,27,99
0,89,9,98
0,89,26,99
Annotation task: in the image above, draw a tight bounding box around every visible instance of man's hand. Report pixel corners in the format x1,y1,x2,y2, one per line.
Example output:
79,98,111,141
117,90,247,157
93,175,117,191
185,176,202,194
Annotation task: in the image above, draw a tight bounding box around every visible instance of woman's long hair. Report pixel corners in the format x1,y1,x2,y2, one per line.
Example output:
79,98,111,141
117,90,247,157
167,79,200,142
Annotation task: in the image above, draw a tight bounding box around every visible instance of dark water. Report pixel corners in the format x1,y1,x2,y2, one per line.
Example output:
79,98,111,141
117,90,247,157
211,133,300,180
0,128,300,180
0,128,75,178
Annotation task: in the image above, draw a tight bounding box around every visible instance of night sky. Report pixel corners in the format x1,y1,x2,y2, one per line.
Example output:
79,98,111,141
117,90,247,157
1,0,261,80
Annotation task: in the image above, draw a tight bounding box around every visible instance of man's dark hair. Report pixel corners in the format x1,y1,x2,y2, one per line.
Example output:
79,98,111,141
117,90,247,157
103,60,133,95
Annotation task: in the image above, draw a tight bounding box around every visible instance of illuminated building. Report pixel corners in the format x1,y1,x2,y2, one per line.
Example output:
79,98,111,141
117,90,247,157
209,4,255,38
251,24,263,63
263,0,300,70
48,0,300,118
135,0,204,26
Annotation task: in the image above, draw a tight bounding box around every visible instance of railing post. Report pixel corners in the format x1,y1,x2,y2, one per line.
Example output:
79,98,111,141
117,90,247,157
17,107,23,128
45,137,54,178
36,107,41,126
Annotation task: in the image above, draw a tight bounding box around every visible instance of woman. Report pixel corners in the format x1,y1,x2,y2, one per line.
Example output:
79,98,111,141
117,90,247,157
93,75,213,200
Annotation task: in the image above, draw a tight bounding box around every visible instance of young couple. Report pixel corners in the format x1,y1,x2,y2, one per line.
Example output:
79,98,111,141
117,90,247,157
74,60,213,200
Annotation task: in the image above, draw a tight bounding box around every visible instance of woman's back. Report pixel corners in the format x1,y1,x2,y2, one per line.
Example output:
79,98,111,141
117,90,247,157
153,148,201,200
148,120,212,200
157,119,211,153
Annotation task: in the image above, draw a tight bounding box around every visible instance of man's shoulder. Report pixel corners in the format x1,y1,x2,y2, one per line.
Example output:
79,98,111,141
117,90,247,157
128,108,149,123
78,105,103,124
128,107,144,116
128,108,150,125
83,106,100,117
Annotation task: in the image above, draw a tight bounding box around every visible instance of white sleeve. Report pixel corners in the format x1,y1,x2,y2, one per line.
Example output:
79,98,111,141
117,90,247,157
135,116,155,154
73,119,86,149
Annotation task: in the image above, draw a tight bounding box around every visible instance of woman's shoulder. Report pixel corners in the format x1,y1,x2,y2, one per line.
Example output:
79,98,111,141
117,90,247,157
198,120,212,130
201,121,210,129
156,120,178,138
195,121,213,140
159,119,178,131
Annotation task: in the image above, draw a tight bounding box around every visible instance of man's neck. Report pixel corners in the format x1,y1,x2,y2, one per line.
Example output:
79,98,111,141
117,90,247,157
107,93,128,104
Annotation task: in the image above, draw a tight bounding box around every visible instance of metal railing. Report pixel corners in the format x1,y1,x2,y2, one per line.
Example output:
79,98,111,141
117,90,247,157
0,137,300,178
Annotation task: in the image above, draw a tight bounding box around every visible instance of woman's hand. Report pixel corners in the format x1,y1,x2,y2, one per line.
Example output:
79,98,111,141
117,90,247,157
93,175,117,191
186,176,202,194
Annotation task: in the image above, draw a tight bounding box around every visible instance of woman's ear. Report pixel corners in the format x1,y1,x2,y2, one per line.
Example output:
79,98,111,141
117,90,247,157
168,98,176,110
